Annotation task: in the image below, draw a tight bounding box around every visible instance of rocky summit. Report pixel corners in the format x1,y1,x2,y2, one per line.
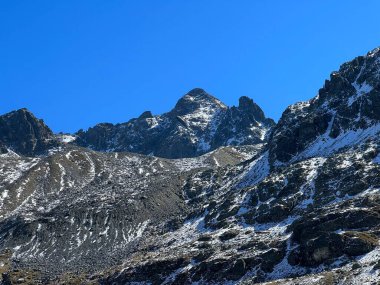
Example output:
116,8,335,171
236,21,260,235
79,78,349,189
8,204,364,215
1,48,380,285
0,109,58,157
74,88,275,158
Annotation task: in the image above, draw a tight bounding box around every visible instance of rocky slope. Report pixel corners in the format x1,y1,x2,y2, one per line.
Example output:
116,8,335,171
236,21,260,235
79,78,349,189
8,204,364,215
269,47,380,166
1,48,380,285
75,88,275,158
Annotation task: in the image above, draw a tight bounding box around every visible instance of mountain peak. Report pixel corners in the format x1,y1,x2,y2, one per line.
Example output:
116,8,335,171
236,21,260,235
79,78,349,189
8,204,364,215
6,108,34,117
16,107,29,112
183,88,223,104
171,88,227,116
138,111,153,119
75,88,274,158
0,108,57,156
238,96,266,122
187,87,208,96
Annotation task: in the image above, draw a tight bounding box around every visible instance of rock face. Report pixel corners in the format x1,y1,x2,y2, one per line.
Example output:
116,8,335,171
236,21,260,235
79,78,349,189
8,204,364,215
0,109,58,156
269,47,380,166
75,88,275,158
2,48,380,284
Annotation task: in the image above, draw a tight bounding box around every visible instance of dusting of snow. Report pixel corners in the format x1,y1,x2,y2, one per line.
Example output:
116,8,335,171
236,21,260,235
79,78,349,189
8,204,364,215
238,151,270,188
297,157,327,209
348,81,373,107
197,138,211,152
146,117,159,129
368,47,380,58
288,101,311,113
293,122,380,163
56,134,76,143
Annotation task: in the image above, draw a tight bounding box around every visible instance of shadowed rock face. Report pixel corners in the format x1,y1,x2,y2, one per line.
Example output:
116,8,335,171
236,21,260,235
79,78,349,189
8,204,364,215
74,88,275,158
211,96,275,148
0,109,58,156
238,96,266,121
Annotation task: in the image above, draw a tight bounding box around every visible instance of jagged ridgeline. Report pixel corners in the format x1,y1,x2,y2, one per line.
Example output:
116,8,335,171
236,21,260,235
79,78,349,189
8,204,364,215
74,88,275,158
0,47,380,284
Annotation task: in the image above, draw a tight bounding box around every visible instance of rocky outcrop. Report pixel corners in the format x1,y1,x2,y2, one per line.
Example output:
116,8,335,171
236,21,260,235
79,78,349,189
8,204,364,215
0,108,58,156
75,88,275,158
289,205,380,266
269,48,380,166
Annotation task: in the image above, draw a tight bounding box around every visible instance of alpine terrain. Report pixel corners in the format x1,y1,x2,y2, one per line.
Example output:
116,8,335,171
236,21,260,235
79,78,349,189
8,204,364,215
1,47,380,284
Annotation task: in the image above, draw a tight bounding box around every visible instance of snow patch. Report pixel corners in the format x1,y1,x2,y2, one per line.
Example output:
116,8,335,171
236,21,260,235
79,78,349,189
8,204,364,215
57,134,77,143
294,122,380,163
348,81,373,107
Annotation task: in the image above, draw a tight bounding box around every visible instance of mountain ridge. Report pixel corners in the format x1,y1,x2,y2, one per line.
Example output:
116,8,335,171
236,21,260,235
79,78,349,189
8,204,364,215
0,88,274,159
1,47,380,284
75,88,275,158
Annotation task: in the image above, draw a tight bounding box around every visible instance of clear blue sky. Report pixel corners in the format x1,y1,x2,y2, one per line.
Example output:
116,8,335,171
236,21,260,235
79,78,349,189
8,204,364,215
1,1,380,133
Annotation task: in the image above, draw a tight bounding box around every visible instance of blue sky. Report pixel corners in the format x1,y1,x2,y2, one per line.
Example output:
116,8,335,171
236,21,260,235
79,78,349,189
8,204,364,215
1,1,380,133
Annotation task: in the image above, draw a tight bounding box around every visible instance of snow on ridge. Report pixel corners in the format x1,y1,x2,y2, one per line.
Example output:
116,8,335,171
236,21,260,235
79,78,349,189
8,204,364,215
293,122,380,163
180,104,222,131
287,101,311,114
146,117,159,129
368,47,380,58
348,81,373,107
56,134,77,143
